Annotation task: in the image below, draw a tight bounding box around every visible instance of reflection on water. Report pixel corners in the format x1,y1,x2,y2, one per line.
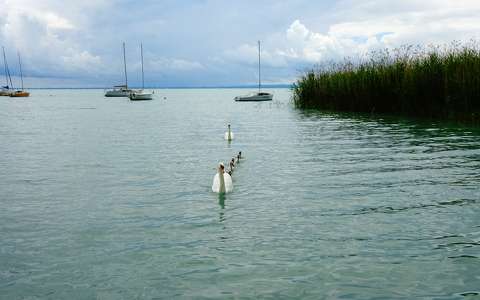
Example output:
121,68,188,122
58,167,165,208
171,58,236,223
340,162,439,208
218,193,226,210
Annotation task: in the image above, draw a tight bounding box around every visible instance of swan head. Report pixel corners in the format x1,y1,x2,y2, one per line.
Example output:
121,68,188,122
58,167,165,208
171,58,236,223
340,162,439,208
218,162,225,173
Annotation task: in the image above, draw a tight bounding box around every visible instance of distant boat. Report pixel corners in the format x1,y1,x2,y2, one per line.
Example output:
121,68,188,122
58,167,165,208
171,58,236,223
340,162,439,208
105,84,132,97
10,90,30,97
0,87,10,96
234,40,273,102
129,89,153,100
129,43,153,101
105,42,133,97
1,46,13,96
9,51,29,98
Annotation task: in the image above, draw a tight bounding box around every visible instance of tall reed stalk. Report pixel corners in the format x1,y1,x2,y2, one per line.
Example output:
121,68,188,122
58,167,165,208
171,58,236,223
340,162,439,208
293,41,480,124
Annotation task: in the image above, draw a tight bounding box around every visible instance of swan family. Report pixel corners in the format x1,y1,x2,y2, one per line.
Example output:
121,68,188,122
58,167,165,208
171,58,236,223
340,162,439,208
212,124,242,193
211,162,233,193
211,151,242,194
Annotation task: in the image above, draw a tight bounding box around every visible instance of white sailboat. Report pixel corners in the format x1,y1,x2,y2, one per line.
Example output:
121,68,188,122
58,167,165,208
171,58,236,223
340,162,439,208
1,46,13,96
105,42,133,97
129,43,153,101
234,40,273,102
10,51,29,97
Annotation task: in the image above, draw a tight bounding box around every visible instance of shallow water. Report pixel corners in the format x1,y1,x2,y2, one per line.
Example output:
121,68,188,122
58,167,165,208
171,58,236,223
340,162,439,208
1,89,479,299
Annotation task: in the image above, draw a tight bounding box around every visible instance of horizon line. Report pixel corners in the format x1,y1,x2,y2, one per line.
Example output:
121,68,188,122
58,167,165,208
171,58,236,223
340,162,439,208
23,83,294,90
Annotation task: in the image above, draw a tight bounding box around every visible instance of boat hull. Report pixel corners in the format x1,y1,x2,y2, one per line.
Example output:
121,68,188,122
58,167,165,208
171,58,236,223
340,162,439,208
234,93,273,101
129,91,153,101
10,91,29,97
0,91,12,96
105,90,131,97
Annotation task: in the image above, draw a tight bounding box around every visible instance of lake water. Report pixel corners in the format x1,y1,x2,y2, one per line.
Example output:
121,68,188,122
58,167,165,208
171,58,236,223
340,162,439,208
1,89,479,299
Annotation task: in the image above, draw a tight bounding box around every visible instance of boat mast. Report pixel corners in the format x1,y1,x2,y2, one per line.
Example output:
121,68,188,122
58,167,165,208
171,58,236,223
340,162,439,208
2,46,13,89
123,42,128,88
140,43,144,90
18,52,24,91
258,40,261,93
2,47,7,88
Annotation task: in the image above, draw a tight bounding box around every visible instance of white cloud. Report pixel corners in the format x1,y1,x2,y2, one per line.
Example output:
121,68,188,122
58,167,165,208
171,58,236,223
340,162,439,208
232,0,480,68
61,50,102,72
286,20,309,44
36,11,75,31
1,0,107,77
222,0,480,84
224,43,288,67
150,58,204,72
226,20,355,66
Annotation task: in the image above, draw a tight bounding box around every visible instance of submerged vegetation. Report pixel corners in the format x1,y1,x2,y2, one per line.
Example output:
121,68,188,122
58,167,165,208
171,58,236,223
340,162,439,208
293,41,480,124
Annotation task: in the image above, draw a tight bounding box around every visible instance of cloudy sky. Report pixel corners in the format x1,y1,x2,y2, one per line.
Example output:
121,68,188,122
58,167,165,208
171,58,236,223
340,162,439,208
1,0,480,87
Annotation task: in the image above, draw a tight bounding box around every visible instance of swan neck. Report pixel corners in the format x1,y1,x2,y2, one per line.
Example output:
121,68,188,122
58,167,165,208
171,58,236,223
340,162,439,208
218,170,226,193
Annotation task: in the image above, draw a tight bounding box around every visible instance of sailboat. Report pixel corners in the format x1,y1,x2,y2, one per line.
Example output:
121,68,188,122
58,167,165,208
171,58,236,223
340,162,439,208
129,43,153,101
10,51,29,97
105,42,133,97
234,40,273,102
1,46,13,96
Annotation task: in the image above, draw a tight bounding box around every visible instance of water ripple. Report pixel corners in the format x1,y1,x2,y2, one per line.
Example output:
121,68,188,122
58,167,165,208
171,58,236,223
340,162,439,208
1,89,479,299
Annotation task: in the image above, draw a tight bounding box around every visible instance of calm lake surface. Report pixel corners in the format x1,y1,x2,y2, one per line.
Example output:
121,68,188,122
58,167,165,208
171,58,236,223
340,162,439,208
1,89,479,299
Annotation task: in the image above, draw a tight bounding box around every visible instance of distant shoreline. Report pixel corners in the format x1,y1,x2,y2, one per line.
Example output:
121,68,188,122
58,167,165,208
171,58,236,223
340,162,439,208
25,84,293,90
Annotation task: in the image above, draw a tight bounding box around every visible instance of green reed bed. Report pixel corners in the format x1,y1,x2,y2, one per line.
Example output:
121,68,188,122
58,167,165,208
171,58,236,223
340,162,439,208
293,42,480,124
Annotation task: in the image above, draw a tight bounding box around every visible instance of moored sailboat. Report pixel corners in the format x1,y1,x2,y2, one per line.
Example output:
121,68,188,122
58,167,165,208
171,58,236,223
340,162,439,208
10,90,30,97
234,40,273,102
105,42,133,97
1,46,13,96
0,88,10,96
9,51,29,98
129,43,153,101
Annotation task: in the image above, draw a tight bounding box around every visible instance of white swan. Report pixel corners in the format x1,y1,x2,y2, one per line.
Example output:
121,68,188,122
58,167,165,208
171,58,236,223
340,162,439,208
212,163,233,193
224,124,234,141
